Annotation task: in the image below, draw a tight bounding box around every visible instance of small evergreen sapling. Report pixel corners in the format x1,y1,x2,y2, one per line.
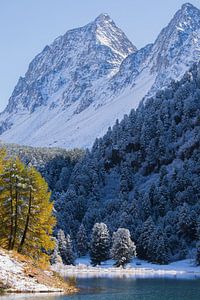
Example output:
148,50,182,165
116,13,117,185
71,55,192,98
50,238,62,265
65,234,75,265
57,229,75,265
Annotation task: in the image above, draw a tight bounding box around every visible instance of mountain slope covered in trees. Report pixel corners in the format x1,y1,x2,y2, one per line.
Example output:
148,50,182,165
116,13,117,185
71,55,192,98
0,143,84,192
54,63,200,263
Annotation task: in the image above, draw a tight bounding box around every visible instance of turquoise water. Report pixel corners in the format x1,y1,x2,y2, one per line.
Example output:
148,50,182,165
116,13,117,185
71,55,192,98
2,277,200,300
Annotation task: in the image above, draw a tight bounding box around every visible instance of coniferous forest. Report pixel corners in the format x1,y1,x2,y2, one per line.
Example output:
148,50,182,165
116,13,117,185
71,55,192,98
3,2,200,299
50,63,200,265
2,63,200,266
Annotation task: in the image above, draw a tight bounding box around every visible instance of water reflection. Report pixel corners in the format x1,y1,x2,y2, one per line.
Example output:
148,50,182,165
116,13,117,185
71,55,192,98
2,277,200,300
0,293,60,300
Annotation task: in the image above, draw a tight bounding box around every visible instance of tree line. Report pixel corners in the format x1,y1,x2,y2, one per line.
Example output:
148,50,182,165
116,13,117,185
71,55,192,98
51,222,136,268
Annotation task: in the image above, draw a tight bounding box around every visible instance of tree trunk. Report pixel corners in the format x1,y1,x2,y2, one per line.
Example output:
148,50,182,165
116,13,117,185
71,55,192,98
11,178,18,250
18,187,32,253
8,172,14,250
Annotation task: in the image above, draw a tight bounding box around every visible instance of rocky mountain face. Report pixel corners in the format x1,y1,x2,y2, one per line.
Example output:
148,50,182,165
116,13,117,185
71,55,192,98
147,2,200,93
109,2,200,97
5,14,135,115
0,3,200,149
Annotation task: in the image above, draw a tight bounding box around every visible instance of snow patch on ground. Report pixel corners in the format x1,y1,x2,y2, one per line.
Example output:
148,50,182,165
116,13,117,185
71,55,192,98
0,249,62,293
52,257,200,279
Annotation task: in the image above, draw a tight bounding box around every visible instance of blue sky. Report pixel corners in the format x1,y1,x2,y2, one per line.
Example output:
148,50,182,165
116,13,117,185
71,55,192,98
0,0,200,111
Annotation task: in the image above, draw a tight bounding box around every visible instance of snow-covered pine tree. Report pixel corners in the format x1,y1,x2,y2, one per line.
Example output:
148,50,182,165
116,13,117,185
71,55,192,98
65,234,75,265
90,223,110,266
111,228,136,268
76,224,88,257
57,229,75,265
50,238,62,265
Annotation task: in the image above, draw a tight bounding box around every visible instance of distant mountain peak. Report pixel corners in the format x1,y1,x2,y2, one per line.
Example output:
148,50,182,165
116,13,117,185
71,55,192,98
146,2,200,92
1,13,136,116
93,13,136,58
181,2,197,11
154,2,200,40
178,2,200,19
173,2,200,31
94,13,113,23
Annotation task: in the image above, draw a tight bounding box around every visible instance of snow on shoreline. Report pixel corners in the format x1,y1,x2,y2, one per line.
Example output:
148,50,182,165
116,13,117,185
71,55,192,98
52,257,200,279
0,249,63,293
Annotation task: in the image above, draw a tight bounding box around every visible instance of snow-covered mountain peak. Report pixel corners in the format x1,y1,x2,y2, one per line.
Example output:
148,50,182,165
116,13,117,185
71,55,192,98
153,1,200,50
181,2,198,12
1,4,200,149
93,13,137,58
94,13,113,24
3,14,136,116
144,2,200,92
175,2,200,30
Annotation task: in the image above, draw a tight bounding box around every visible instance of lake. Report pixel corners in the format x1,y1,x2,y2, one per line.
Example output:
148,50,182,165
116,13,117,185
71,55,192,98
1,276,200,300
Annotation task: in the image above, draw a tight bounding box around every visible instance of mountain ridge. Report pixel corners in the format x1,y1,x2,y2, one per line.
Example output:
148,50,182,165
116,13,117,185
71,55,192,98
0,3,200,148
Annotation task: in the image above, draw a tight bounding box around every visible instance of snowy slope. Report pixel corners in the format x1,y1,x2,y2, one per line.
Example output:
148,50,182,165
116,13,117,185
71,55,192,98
0,3,200,149
0,71,155,148
0,249,64,292
147,2,200,94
